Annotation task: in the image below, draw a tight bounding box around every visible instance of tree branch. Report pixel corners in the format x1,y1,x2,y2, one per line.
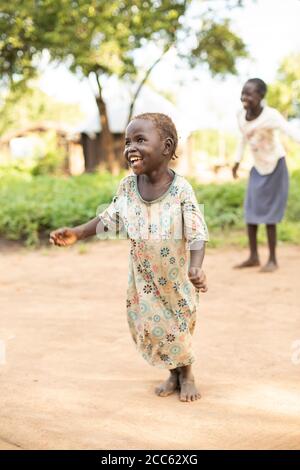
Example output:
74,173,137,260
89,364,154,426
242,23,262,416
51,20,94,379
127,45,172,124
94,70,103,100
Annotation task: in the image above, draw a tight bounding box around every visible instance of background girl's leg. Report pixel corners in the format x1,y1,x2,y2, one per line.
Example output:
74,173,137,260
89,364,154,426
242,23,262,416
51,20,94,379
266,224,277,263
248,223,259,261
235,224,260,268
260,224,278,272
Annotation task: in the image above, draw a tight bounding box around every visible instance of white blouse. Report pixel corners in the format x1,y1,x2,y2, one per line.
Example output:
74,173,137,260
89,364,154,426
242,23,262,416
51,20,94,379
235,106,300,175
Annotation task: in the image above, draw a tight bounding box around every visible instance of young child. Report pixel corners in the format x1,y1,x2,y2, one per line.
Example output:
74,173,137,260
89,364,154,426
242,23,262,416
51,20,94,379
50,113,209,402
232,78,300,272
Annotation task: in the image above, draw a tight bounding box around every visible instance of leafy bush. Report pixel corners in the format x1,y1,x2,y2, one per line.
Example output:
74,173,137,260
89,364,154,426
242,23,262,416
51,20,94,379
0,172,122,245
192,178,245,230
285,169,300,222
0,170,300,246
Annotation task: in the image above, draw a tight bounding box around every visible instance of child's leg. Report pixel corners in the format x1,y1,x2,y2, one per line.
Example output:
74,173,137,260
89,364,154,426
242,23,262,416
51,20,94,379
178,364,201,402
235,224,260,268
260,224,278,272
155,368,179,397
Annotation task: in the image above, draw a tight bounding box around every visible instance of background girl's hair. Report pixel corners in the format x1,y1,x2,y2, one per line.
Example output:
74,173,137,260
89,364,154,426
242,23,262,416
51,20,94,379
247,78,268,97
131,112,179,160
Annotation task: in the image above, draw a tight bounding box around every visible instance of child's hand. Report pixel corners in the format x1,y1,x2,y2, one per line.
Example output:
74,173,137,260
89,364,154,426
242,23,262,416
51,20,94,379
188,267,208,293
49,227,79,247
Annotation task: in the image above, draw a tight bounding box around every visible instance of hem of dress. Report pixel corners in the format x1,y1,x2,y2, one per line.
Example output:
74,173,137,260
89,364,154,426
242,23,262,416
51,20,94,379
245,217,284,225
144,356,195,370
169,358,195,370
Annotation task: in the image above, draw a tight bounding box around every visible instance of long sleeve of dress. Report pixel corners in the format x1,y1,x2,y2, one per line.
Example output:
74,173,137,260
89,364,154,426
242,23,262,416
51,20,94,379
181,182,209,250
234,135,247,163
272,109,300,143
234,106,300,174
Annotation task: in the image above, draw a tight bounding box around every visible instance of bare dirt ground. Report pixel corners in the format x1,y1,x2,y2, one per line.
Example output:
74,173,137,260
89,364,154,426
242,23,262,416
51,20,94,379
0,241,300,450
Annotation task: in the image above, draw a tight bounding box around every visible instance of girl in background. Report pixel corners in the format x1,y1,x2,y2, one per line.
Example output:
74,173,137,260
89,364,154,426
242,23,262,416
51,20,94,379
233,78,300,272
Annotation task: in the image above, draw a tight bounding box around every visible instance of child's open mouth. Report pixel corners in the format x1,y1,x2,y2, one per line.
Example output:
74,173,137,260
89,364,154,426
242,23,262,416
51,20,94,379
129,156,143,169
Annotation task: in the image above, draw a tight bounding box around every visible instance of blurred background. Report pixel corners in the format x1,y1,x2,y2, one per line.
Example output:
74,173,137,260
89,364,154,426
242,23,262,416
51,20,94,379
1,0,300,246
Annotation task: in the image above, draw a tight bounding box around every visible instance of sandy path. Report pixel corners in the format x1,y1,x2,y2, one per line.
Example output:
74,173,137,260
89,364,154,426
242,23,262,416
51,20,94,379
0,241,299,450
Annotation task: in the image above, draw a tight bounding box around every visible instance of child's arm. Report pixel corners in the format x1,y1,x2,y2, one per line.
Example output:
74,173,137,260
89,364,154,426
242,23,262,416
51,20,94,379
50,178,126,247
181,182,209,293
49,217,106,246
188,241,207,292
273,109,300,143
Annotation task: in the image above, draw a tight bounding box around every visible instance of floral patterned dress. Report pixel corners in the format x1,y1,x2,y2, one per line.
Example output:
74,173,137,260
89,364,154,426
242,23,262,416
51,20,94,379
98,171,209,370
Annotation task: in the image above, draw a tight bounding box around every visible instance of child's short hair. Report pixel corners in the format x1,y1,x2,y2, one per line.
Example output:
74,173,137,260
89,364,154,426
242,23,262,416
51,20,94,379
131,112,178,160
246,78,267,98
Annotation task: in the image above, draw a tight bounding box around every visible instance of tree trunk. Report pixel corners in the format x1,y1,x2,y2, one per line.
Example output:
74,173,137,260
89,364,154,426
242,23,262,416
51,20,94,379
94,72,119,174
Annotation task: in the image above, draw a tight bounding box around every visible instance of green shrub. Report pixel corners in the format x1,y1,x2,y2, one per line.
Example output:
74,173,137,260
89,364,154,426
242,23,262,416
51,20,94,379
0,170,299,246
192,179,245,230
0,172,122,245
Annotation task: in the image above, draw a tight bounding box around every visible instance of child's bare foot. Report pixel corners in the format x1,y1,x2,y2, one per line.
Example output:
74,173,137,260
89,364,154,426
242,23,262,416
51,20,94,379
234,257,260,269
155,370,179,397
259,260,278,272
179,378,201,402
178,366,201,402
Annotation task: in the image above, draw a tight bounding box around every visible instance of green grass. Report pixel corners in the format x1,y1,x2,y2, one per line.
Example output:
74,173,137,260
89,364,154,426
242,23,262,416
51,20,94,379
1,168,300,246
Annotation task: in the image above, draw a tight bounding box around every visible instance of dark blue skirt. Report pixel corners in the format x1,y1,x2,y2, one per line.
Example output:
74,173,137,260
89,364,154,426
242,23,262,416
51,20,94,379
244,157,289,224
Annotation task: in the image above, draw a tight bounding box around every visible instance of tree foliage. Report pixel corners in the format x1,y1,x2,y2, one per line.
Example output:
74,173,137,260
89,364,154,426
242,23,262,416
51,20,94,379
268,54,300,118
0,0,248,171
0,83,83,135
188,18,247,75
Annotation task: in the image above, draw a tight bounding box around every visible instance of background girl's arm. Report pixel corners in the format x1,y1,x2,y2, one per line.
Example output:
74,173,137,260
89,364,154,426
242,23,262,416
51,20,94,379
274,110,300,143
233,135,246,179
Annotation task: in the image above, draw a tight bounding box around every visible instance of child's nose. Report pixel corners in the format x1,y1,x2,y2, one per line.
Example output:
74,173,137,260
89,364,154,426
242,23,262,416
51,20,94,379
126,144,138,155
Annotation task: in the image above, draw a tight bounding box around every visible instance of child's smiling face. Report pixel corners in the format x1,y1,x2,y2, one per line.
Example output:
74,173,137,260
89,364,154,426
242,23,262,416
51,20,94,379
124,119,170,175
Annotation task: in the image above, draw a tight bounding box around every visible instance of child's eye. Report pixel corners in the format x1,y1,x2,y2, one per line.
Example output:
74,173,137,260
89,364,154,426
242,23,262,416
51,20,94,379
138,138,145,143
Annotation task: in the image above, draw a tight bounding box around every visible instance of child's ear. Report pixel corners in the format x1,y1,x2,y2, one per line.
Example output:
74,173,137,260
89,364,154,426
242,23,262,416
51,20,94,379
163,137,174,158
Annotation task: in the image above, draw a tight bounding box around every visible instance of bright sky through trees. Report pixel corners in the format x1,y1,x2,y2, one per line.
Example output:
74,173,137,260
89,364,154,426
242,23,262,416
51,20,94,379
38,0,300,132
